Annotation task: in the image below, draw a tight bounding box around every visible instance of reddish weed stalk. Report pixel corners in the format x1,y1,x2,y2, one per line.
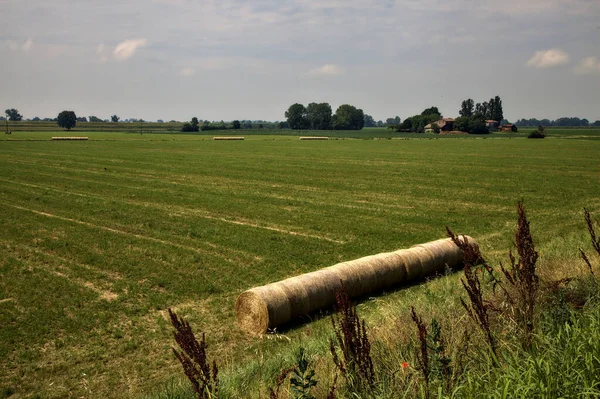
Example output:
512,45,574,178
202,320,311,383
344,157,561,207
329,288,375,392
169,308,219,399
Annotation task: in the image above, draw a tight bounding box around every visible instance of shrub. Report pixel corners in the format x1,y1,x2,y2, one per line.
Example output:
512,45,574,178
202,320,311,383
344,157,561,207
528,125,546,138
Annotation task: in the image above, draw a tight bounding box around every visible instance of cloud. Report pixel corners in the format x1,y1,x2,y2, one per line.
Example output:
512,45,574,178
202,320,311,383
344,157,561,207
179,67,196,77
307,64,345,77
574,56,600,74
113,39,148,61
526,49,570,68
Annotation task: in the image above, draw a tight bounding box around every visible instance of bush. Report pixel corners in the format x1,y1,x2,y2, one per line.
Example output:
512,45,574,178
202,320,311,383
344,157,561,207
528,125,546,139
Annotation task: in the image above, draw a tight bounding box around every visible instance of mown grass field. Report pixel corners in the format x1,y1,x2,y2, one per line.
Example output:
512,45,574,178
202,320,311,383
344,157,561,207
1,129,599,398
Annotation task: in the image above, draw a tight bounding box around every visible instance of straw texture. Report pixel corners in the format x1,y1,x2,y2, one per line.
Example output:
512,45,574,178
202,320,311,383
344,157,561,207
236,236,476,334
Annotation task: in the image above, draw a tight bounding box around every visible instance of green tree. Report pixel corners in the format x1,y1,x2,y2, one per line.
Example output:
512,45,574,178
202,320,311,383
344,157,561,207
459,99,474,117
333,104,364,130
306,102,332,130
397,118,413,131
57,111,77,130
285,103,309,130
454,116,471,133
5,109,22,121
181,117,200,132
431,123,441,134
88,116,103,122
363,114,376,128
421,106,440,116
111,115,120,122
385,116,401,127
232,120,241,129
489,95,503,121
469,114,489,134
475,102,488,118
455,115,489,134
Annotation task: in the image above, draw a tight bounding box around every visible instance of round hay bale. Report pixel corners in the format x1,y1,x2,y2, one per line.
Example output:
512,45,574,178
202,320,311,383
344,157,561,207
294,269,342,312
410,246,437,277
397,249,424,282
328,259,379,298
235,284,290,334
236,236,479,334
414,239,458,275
274,279,309,318
365,252,407,290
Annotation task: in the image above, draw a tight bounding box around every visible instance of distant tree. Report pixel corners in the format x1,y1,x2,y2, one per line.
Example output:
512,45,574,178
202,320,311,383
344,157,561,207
57,111,77,130
157,119,164,123
397,118,413,131
32,116,41,122
469,114,489,134
76,116,88,123
5,109,23,121
111,115,120,122
333,104,364,130
88,116,103,122
258,123,264,129
421,107,440,117
277,121,289,129
0,116,4,121
306,102,332,130
431,123,441,134
285,103,309,130
363,114,376,128
459,99,474,117
455,115,489,134
593,120,600,127
454,116,470,133
232,120,241,129
181,117,200,132
376,120,385,127
488,96,503,121
397,108,440,133
475,102,488,118
385,116,401,128
528,125,546,139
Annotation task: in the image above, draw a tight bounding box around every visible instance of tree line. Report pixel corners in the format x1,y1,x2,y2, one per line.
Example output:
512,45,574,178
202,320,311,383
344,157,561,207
515,117,600,127
284,103,365,130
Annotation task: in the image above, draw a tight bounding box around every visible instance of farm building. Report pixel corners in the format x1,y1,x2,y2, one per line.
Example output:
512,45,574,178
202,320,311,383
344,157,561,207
486,120,500,131
500,124,518,132
425,118,455,132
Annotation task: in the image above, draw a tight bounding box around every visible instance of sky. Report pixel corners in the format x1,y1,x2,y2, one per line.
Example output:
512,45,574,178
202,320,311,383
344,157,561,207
2,0,600,122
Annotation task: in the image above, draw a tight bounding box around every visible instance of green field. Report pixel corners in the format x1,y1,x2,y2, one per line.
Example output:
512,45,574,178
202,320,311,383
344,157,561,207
1,129,599,398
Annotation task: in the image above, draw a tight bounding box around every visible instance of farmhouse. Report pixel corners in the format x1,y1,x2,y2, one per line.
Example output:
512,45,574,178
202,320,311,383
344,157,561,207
500,124,518,132
486,120,500,131
425,118,455,132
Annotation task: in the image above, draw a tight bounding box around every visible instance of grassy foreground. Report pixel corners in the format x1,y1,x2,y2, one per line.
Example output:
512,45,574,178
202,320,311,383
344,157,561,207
0,129,599,398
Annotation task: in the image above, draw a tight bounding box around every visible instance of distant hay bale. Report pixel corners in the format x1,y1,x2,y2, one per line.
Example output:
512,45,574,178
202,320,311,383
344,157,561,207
235,236,476,334
299,136,328,140
212,137,245,140
51,137,88,140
